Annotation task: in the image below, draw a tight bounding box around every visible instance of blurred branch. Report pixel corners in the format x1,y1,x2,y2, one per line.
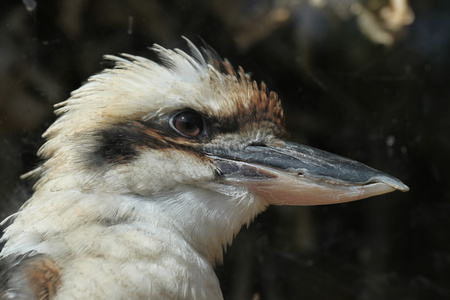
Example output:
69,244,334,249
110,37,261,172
210,0,414,50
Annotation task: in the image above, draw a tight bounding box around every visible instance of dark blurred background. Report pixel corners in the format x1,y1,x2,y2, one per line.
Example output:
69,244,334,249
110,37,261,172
0,0,448,299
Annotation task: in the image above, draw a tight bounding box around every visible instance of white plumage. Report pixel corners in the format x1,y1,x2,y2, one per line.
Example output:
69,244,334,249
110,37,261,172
0,39,408,300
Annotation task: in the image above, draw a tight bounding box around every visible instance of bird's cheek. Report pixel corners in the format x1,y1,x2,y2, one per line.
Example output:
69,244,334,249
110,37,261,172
114,150,217,195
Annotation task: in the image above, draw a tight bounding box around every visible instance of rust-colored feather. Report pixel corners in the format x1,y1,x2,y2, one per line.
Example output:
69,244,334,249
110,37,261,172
25,258,61,300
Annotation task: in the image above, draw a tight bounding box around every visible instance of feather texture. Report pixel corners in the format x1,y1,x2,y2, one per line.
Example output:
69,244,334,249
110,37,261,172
0,40,283,299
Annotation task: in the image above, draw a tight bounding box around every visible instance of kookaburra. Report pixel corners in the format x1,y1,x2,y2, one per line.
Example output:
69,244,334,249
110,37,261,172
0,39,408,300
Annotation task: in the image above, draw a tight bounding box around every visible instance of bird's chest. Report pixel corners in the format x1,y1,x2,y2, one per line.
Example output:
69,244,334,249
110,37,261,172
52,225,223,300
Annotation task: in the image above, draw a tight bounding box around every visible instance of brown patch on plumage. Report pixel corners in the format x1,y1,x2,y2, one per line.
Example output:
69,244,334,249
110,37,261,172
222,59,236,76
205,54,285,137
24,258,61,300
215,67,285,137
205,50,284,129
210,58,236,76
248,80,285,132
203,46,236,77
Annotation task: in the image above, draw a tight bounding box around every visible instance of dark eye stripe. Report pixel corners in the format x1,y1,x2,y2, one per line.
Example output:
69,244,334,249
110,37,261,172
89,121,206,167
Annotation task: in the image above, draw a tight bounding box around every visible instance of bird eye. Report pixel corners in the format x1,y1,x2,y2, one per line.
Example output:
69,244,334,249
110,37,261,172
171,111,204,137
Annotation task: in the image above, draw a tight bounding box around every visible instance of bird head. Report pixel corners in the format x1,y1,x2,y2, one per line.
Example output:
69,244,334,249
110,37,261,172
0,39,410,299
4,39,408,268
33,39,407,200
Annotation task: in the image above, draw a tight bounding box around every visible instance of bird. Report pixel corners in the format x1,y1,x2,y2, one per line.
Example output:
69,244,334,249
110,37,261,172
0,38,409,300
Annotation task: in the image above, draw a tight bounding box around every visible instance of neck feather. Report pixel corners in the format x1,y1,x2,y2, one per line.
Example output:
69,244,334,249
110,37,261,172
1,184,267,265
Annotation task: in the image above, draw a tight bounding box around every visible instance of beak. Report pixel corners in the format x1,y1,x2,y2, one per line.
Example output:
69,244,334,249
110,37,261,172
205,141,409,205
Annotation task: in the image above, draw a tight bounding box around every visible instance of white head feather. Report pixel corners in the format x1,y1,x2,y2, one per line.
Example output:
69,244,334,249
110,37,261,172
0,39,284,299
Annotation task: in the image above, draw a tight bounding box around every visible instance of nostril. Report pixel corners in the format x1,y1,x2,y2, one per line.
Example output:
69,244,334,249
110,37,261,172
248,142,266,147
